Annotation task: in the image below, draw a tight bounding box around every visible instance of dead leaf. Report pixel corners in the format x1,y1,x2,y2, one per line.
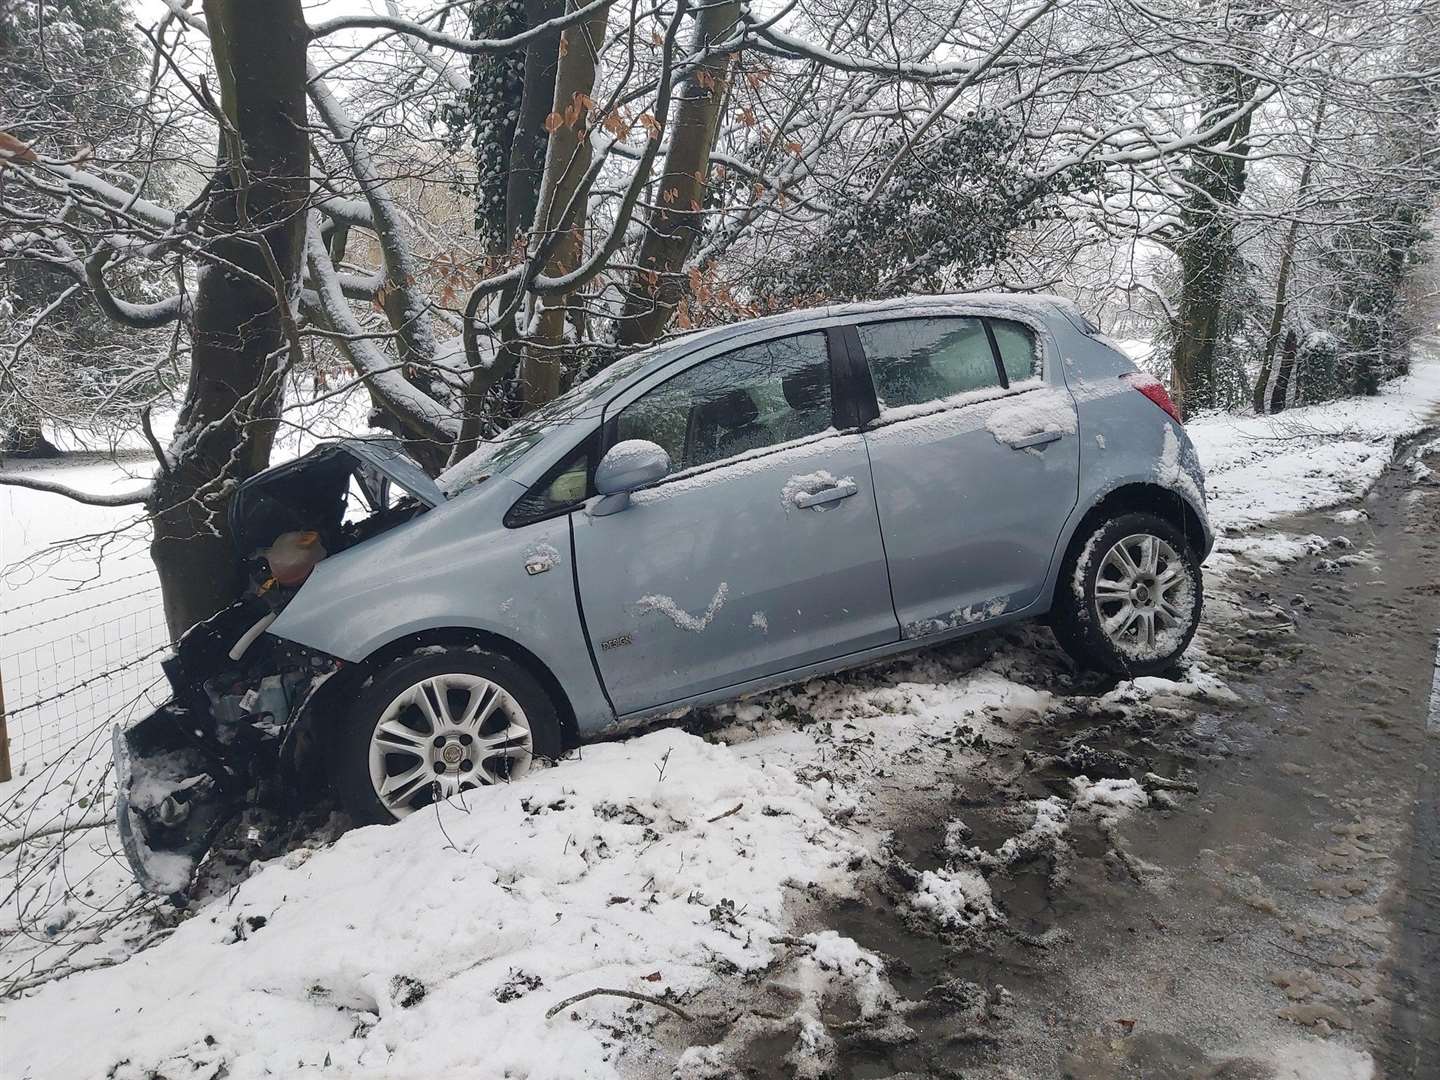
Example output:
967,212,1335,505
1277,1003,1351,1031
1270,970,1321,1001
643,971,663,982
0,130,37,165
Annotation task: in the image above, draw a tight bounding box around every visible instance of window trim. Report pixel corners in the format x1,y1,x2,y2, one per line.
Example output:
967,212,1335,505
597,327,851,487
981,319,1009,389
845,313,1047,426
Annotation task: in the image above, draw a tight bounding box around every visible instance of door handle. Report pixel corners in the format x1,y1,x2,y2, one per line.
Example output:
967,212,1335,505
1008,430,1064,450
793,479,859,508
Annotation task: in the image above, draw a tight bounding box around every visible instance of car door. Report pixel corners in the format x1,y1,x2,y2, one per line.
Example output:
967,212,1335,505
851,312,1080,639
571,328,898,716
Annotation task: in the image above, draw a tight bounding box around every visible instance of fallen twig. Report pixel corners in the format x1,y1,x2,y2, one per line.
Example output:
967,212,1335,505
706,802,743,823
545,987,694,1022
1143,772,1200,794
2,955,123,997
1100,821,1146,884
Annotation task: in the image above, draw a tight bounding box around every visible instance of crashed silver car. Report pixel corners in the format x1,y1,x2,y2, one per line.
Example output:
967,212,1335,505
115,294,1211,895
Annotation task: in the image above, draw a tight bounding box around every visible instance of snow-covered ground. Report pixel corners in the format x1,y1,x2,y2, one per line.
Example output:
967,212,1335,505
1188,352,1440,530
2,345,1437,1078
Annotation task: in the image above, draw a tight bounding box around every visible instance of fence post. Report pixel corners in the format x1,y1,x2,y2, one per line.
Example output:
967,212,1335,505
0,666,10,782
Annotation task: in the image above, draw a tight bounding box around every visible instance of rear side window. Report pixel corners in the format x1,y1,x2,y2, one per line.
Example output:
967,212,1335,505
991,319,1041,384
615,332,832,472
858,318,1000,411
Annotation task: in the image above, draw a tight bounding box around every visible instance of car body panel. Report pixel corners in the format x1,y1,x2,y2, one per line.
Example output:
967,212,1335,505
846,304,1080,639
1055,331,1213,553
608,598,1045,731
572,430,898,715
267,477,615,731
336,437,446,508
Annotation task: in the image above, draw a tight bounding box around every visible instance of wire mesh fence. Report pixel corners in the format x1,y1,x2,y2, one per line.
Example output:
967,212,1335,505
2,578,172,772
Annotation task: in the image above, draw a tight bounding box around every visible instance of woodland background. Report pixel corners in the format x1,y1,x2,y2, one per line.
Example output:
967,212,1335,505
1,0,1437,630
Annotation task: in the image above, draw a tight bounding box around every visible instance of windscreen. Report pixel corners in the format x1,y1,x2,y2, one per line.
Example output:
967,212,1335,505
439,343,677,496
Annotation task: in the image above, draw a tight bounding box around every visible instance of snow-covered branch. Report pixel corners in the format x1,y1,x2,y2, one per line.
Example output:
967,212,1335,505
308,0,616,54
0,472,152,506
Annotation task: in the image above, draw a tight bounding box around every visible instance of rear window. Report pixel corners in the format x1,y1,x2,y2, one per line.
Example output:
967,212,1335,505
990,319,1041,384
858,317,1001,411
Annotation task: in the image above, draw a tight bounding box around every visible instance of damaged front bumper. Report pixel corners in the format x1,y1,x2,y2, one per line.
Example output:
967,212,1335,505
113,437,442,896
112,602,341,897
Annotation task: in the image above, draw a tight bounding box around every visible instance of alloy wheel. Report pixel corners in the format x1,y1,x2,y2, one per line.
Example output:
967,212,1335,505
366,673,534,817
1093,532,1192,658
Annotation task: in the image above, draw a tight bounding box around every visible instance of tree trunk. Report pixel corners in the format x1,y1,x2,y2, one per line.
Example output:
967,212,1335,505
505,0,563,246
148,0,309,639
1169,69,1256,420
614,0,740,348
1253,90,1327,414
1269,328,1298,413
1,425,61,458
520,5,610,412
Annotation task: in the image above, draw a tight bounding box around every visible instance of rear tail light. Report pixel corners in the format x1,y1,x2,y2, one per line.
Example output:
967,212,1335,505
1122,372,1182,425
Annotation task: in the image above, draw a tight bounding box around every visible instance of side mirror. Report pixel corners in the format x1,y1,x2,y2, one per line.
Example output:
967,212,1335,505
591,439,670,516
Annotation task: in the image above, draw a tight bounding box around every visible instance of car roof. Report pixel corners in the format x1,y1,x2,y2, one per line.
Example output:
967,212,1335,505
625,292,1083,372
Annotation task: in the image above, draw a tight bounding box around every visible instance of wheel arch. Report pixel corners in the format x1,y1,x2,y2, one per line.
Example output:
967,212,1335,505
281,625,581,792
1050,482,1210,606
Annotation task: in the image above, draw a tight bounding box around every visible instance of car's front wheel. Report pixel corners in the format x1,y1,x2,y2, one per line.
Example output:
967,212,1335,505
331,647,563,824
1051,511,1203,677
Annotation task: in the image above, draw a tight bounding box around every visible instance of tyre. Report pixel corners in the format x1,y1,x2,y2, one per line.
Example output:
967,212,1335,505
331,646,563,825
1051,511,1203,677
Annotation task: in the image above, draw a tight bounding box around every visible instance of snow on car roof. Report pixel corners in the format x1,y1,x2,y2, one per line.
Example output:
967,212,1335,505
643,292,1083,359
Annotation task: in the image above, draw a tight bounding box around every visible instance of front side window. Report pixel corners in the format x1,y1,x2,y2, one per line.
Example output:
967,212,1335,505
615,332,833,472
858,317,1001,411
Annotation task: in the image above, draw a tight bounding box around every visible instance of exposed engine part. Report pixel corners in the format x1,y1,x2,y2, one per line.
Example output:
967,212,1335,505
266,529,327,586
228,611,279,661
